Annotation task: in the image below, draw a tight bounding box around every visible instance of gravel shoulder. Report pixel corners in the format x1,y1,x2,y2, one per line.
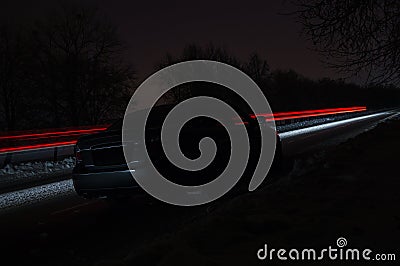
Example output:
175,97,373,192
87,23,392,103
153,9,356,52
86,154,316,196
0,157,74,193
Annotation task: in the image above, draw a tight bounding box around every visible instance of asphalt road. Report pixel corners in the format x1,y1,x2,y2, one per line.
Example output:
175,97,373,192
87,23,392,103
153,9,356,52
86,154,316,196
0,110,397,266
0,182,210,266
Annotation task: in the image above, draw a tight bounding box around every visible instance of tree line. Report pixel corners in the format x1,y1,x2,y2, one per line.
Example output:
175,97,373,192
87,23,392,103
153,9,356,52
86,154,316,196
1,2,399,131
156,44,400,113
0,4,134,131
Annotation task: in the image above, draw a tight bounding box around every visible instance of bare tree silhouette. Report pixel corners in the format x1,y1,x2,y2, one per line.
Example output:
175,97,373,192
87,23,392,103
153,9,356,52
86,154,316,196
293,0,400,84
31,4,134,126
157,44,240,103
0,24,29,130
245,53,270,88
157,44,272,104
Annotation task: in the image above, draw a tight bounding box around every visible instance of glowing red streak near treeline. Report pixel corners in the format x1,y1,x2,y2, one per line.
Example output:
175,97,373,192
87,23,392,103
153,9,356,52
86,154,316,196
0,106,366,153
250,106,366,120
0,127,108,141
235,106,366,124
264,106,366,121
0,141,77,153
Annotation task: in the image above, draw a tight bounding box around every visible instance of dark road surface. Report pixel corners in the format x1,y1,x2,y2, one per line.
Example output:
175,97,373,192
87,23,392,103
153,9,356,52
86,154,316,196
0,110,398,266
0,182,208,265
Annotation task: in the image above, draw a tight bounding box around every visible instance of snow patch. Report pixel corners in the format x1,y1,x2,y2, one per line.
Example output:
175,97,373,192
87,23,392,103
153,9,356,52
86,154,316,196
0,157,75,178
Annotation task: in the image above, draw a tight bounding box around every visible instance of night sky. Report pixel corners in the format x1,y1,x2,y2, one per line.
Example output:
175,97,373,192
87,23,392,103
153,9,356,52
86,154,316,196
2,0,337,82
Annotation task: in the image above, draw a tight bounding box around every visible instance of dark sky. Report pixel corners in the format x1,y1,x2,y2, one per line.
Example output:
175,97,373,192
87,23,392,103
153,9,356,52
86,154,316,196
2,0,337,82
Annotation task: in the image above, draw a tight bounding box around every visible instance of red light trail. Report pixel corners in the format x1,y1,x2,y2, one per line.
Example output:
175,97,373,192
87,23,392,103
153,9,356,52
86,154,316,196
265,106,367,121
250,106,366,120
0,106,367,153
0,127,108,141
0,141,77,153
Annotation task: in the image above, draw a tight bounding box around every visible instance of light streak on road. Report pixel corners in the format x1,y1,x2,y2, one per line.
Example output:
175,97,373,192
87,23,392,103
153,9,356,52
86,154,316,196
279,111,391,139
0,109,397,211
252,106,366,121
0,127,108,141
0,106,367,154
0,141,77,153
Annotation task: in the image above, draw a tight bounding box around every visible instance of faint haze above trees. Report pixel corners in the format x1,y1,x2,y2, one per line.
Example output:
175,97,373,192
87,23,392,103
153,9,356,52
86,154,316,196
292,0,400,85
